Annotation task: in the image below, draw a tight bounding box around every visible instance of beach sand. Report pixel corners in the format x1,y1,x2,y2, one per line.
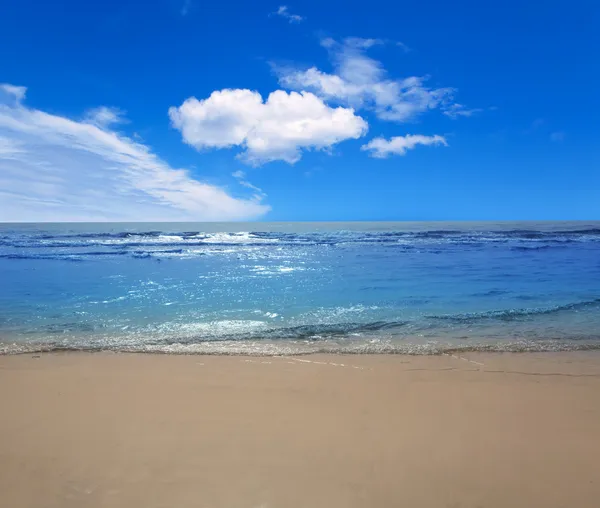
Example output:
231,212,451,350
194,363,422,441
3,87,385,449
1,352,600,508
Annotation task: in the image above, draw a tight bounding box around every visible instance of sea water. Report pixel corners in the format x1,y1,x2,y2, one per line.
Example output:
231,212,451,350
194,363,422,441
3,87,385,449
1,222,600,355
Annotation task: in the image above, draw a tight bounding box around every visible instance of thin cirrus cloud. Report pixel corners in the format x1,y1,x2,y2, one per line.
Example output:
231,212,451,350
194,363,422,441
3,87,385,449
168,88,368,165
443,103,484,119
181,0,192,16
0,84,269,222
361,134,448,158
83,106,128,128
273,5,304,23
232,169,267,201
276,37,460,123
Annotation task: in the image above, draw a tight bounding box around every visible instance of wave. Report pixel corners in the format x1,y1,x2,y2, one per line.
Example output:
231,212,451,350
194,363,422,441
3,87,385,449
0,248,208,261
3,300,600,355
3,338,600,356
427,298,600,323
2,226,600,264
510,245,555,251
4,227,600,248
470,289,510,297
142,319,410,343
131,248,188,258
0,251,129,260
250,320,409,340
0,253,86,261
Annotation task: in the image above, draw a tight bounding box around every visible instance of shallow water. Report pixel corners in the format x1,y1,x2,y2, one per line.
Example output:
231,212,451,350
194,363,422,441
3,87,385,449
1,221,600,355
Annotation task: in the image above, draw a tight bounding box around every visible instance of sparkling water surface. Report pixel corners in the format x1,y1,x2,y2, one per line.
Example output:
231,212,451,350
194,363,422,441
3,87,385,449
1,221,600,355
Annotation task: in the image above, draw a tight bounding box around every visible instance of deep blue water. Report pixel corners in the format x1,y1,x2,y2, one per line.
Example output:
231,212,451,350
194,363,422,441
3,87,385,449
1,222,600,355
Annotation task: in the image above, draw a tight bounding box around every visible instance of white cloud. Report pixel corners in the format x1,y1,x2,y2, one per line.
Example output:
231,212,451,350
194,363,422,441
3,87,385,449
550,131,565,142
361,134,447,158
0,84,27,104
443,103,484,119
169,88,367,165
83,106,127,128
277,37,456,122
274,5,304,23
0,84,269,222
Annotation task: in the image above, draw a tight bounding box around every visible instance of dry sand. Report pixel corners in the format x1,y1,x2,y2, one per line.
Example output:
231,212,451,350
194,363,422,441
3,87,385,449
1,351,600,508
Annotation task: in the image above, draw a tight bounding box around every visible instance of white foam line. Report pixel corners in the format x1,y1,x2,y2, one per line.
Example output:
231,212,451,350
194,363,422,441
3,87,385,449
280,356,365,370
443,352,484,367
239,356,369,370
460,356,485,366
468,359,485,366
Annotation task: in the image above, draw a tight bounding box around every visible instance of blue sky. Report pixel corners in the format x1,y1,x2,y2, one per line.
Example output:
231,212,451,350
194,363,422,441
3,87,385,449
1,0,599,221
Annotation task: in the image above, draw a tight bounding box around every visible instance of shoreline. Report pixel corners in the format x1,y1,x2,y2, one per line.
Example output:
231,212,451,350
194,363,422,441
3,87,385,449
3,341,600,356
2,351,600,507
5,349,600,373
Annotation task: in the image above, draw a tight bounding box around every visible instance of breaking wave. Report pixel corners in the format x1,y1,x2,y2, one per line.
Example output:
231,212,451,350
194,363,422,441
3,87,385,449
427,299,600,323
3,338,600,356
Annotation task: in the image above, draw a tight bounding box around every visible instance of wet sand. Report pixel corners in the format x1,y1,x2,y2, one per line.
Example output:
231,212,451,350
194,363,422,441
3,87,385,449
1,351,600,508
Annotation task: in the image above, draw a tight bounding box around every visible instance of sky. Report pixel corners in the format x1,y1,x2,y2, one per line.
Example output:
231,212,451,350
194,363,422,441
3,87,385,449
1,0,599,222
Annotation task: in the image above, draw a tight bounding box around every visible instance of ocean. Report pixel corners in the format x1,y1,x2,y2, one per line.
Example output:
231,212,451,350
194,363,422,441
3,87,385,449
1,221,600,355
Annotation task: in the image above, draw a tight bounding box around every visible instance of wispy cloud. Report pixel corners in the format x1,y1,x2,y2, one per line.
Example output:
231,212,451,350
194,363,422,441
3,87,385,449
531,118,545,129
232,170,267,201
303,165,323,178
0,84,26,103
276,37,460,123
443,103,484,119
524,119,564,142
0,83,269,222
83,106,128,128
361,134,447,158
169,88,367,165
395,41,411,53
524,118,545,135
273,5,304,23
181,0,192,16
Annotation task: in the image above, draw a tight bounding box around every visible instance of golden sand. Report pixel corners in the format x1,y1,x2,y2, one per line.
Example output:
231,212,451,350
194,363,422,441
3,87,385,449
1,351,600,507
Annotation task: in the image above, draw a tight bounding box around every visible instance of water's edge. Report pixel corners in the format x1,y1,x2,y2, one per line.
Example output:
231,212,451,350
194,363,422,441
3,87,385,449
3,339,600,356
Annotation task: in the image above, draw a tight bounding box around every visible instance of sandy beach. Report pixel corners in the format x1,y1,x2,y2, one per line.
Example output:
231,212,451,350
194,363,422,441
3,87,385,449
1,352,600,508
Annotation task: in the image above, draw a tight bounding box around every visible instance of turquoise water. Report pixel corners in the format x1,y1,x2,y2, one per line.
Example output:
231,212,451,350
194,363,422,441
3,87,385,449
1,222,600,355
